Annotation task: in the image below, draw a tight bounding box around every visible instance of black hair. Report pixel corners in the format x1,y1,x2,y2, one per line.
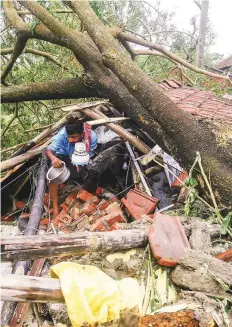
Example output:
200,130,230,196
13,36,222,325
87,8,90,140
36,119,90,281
65,117,84,136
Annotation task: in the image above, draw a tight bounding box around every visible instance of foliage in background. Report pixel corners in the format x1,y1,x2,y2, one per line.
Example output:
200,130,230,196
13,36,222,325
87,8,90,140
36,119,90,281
1,0,231,152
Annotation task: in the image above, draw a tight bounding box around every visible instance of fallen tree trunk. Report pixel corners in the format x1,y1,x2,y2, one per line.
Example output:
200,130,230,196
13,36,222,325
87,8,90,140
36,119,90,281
3,0,232,205
1,275,63,303
0,151,48,327
1,230,147,262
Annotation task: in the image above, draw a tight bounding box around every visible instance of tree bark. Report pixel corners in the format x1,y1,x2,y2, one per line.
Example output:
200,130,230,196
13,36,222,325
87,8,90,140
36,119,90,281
3,0,232,206
1,230,147,262
197,0,209,68
68,0,232,206
1,77,98,103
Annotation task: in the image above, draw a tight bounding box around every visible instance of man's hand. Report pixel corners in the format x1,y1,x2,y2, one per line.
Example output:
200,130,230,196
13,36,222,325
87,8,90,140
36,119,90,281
52,157,63,168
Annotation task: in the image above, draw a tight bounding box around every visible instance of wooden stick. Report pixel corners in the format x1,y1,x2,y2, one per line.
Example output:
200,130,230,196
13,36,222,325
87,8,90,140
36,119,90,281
0,140,50,172
25,124,53,133
125,142,152,196
10,259,46,327
60,100,108,111
1,275,64,303
1,230,147,262
0,142,27,154
87,117,129,125
83,107,150,154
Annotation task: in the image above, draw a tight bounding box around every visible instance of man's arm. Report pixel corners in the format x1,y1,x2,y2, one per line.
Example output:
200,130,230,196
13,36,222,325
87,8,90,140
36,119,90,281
46,149,63,168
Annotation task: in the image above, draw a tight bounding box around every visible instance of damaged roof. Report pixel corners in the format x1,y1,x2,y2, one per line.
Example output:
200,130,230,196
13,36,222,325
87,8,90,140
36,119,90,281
158,79,232,125
215,55,232,70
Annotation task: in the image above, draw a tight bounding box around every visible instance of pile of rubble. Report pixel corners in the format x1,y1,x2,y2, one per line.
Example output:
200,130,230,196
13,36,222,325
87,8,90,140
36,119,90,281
39,188,159,234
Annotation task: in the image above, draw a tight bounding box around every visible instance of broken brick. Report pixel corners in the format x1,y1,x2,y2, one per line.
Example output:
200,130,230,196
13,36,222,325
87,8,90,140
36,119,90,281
90,219,109,232
109,222,121,231
15,200,26,210
40,218,49,226
216,248,232,262
65,191,78,205
148,212,190,267
69,206,80,220
121,189,159,220
105,202,121,215
89,211,106,224
52,210,70,226
77,189,95,202
98,200,111,211
90,196,100,205
171,170,188,188
104,211,126,225
60,202,69,212
79,202,97,216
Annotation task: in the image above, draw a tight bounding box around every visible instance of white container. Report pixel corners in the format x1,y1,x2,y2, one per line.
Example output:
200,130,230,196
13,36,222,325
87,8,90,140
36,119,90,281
46,161,70,184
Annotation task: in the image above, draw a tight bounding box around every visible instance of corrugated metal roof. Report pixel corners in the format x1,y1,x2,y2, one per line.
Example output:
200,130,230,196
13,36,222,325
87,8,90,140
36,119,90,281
158,80,232,125
215,55,232,70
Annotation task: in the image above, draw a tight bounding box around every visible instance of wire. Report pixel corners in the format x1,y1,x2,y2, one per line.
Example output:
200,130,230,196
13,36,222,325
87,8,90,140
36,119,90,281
1,163,39,191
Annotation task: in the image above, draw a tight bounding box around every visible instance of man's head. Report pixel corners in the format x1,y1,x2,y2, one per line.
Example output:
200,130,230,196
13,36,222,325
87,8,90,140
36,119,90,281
65,118,84,143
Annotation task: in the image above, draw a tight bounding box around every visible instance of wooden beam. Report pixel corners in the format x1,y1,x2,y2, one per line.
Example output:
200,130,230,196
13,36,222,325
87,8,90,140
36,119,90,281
83,107,150,154
1,230,147,262
10,259,46,327
1,275,64,303
0,140,50,172
87,117,129,125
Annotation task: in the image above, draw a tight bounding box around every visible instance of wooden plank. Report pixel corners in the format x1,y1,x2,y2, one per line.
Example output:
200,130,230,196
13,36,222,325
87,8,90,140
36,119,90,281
1,275,63,303
10,259,46,327
125,142,152,196
1,230,147,262
0,140,50,172
87,117,129,125
83,107,150,154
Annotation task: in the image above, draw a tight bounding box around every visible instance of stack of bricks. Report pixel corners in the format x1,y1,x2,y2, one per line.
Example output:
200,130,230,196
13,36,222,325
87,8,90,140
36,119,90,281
40,188,127,233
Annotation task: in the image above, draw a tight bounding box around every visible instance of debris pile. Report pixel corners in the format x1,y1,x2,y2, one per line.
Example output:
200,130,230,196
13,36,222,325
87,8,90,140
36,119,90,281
1,100,232,327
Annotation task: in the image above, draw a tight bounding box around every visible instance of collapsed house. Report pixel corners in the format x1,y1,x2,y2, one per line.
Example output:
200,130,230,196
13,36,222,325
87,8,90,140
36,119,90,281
1,80,232,327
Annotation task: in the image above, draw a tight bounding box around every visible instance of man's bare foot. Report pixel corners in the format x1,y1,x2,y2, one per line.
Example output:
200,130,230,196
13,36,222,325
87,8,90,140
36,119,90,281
53,208,60,218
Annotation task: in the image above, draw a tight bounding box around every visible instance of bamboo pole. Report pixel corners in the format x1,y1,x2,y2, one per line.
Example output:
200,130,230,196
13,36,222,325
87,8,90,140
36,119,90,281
0,140,50,172
1,230,147,262
83,107,150,154
87,116,129,125
1,275,63,303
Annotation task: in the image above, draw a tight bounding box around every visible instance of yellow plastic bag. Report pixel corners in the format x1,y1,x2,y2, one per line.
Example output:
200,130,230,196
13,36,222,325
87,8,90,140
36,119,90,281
50,262,141,327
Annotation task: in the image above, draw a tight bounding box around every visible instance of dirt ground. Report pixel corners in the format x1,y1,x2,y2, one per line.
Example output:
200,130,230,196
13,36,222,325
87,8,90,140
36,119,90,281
139,311,200,327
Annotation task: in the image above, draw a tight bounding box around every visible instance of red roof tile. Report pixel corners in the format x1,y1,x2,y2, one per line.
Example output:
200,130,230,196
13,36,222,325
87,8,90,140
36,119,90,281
158,80,232,125
215,55,232,70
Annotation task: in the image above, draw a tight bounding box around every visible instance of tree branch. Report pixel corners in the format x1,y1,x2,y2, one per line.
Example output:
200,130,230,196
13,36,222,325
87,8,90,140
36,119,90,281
25,124,53,133
17,9,74,15
193,0,202,10
2,103,19,137
3,0,73,49
1,37,28,84
1,47,69,70
1,77,99,103
115,31,232,86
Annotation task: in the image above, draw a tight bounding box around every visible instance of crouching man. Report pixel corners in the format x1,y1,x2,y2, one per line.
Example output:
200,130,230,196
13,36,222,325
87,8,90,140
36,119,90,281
46,117,97,217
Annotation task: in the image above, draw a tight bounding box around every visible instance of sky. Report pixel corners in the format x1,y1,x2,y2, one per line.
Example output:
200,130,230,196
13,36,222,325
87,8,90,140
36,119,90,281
154,0,232,57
